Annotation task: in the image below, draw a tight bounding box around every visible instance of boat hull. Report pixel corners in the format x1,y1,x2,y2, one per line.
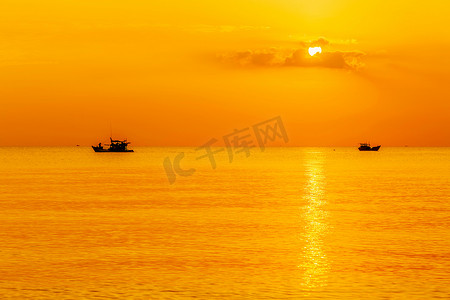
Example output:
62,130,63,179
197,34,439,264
92,146,134,152
358,145,381,151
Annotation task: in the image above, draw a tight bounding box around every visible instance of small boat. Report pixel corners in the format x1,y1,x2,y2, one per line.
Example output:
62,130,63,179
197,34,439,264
358,143,381,151
92,137,134,152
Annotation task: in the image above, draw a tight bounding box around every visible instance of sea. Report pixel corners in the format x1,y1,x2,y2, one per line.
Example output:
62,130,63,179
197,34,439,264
0,147,449,299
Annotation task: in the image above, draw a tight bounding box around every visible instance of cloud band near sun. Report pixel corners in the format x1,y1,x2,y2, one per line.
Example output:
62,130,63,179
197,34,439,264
218,37,365,70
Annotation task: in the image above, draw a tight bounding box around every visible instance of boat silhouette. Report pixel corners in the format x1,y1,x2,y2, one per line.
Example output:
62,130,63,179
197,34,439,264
358,143,381,151
92,137,134,152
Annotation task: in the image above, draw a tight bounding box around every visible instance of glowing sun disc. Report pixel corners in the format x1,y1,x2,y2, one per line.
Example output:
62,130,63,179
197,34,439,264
308,47,322,56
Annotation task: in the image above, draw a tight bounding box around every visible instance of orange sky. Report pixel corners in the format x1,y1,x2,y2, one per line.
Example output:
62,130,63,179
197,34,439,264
0,0,449,146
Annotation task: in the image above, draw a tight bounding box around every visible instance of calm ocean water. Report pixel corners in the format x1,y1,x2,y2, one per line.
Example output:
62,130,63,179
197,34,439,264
0,147,449,299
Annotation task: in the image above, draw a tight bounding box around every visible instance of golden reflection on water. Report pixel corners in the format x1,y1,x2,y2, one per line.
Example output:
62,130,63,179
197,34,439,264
300,151,330,290
1,148,449,298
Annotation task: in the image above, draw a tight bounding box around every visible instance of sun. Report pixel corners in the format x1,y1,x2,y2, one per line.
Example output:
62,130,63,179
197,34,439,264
308,46,322,56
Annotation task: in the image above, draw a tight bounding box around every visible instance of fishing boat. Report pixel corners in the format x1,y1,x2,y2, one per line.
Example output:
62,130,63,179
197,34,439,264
358,143,381,151
92,137,134,152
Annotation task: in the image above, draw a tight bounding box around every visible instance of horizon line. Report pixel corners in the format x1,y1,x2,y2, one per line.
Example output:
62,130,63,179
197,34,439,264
1,145,449,148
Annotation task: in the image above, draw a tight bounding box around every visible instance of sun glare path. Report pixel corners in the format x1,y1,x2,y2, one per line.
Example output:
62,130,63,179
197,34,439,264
308,47,322,56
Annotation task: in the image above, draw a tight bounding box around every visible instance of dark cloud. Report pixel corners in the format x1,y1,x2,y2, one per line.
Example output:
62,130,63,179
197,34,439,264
285,49,365,69
218,37,365,70
299,37,330,48
220,48,283,67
